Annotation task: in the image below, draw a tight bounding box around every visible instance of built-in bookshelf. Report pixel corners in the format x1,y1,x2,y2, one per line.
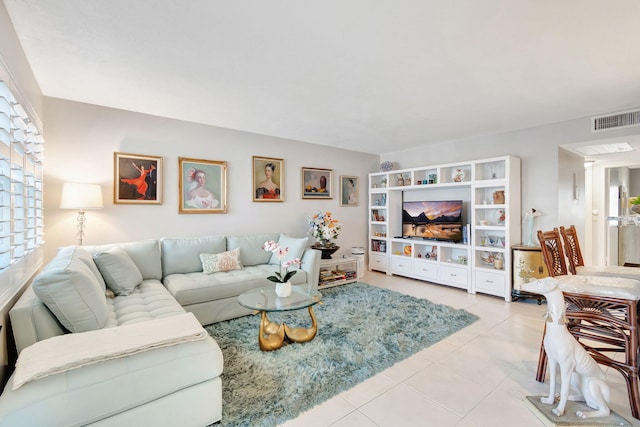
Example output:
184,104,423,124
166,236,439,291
368,156,521,301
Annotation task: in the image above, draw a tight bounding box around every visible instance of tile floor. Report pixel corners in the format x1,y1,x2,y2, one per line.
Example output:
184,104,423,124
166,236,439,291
281,271,640,427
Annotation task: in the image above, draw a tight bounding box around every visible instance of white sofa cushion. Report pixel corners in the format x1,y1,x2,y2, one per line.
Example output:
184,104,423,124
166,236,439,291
32,246,108,333
268,234,309,265
67,245,107,292
83,240,163,281
164,264,308,306
105,280,186,327
161,236,226,275
226,233,279,266
94,247,143,296
200,249,243,274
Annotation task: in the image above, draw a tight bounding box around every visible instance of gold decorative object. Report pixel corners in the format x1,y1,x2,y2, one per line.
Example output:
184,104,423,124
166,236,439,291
258,306,318,351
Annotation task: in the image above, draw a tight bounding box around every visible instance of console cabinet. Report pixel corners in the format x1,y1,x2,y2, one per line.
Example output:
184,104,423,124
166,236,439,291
368,156,521,301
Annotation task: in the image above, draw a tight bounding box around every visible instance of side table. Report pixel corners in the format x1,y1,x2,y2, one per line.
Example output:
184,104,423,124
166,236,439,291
511,244,548,304
318,256,359,289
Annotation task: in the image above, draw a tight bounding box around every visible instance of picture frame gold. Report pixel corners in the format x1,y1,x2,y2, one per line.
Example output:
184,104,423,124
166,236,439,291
253,156,284,202
178,157,227,214
301,167,332,199
114,152,163,204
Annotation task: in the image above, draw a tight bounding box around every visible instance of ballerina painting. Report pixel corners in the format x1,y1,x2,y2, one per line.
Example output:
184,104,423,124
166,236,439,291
114,152,163,204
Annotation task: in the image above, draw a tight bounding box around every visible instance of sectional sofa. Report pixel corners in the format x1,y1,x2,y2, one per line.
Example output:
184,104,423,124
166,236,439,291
0,233,321,427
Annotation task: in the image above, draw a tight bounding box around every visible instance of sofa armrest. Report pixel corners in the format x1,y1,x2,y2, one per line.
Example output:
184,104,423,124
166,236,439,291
10,287,66,355
300,249,321,293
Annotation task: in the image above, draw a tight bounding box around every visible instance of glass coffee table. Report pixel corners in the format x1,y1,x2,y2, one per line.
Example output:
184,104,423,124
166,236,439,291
238,285,322,351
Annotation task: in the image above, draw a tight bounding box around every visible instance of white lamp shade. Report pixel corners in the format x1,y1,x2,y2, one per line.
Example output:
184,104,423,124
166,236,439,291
60,183,104,209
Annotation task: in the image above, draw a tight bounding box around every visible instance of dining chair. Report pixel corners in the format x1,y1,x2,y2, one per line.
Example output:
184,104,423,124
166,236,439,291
536,228,640,419
561,224,640,279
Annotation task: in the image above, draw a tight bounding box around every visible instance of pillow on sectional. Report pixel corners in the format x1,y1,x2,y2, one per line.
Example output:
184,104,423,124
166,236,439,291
93,247,143,296
227,233,280,266
32,246,108,333
161,236,227,275
200,248,243,274
268,234,309,265
83,239,162,280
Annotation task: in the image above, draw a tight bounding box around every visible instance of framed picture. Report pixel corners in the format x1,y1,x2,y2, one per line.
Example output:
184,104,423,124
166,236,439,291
253,156,284,202
301,167,333,199
178,157,227,214
340,175,359,206
114,152,163,204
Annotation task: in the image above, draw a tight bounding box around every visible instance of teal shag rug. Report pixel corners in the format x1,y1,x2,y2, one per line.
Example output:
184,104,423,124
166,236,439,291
207,282,478,427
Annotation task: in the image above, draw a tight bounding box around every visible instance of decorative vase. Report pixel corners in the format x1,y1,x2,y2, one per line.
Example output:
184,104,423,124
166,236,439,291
525,216,535,246
275,281,292,298
632,205,640,215
312,240,340,259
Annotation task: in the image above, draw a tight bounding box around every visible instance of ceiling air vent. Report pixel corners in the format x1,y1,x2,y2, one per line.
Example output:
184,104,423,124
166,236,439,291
592,109,640,132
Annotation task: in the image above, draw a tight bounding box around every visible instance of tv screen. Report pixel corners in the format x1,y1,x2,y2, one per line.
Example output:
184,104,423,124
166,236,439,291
402,200,463,242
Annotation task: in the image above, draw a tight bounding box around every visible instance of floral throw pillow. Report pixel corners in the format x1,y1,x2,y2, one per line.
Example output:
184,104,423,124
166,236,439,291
200,248,243,274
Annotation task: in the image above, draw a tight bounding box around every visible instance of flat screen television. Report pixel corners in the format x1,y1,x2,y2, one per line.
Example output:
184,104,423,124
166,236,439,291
402,200,463,242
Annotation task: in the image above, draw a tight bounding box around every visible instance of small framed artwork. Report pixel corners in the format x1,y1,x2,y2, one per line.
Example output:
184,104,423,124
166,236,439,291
178,157,227,214
253,156,284,202
301,167,333,199
340,175,359,206
114,152,163,204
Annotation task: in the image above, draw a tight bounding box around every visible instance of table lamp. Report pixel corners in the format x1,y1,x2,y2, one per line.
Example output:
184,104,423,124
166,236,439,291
60,182,103,245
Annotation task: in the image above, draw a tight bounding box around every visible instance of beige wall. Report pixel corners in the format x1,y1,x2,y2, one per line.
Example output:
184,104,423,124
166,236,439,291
43,97,378,262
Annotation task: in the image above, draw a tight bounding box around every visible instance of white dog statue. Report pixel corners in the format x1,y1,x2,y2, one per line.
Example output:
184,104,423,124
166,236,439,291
523,277,611,418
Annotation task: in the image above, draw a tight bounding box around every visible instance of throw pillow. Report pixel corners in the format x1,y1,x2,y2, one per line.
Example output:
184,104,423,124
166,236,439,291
32,246,108,333
268,234,308,265
200,248,243,274
93,247,143,296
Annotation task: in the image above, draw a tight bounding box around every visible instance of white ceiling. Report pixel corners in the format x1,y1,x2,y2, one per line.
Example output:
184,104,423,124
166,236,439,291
3,0,640,155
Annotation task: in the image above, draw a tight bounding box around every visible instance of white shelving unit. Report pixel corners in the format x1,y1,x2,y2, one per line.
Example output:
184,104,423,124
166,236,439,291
368,156,521,301
318,256,359,289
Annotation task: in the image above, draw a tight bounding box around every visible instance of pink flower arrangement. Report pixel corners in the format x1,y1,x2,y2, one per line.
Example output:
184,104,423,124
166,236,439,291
262,240,302,283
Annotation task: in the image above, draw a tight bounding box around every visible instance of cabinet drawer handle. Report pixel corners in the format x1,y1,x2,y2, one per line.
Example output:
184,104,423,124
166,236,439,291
486,280,494,283
450,273,456,277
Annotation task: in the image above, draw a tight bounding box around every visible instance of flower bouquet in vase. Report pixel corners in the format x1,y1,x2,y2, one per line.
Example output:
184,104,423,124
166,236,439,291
307,211,341,259
262,241,302,297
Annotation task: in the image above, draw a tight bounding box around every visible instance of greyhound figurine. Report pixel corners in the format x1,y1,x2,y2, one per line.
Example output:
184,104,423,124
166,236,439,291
522,277,611,418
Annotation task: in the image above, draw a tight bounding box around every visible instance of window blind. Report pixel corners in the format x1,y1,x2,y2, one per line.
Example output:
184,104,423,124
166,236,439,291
0,80,44,305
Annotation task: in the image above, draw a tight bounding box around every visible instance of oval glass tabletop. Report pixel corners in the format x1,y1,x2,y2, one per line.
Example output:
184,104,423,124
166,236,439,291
237,285,322,312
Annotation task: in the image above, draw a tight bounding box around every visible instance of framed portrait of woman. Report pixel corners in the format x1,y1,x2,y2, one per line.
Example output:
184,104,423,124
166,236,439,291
178,157,227,214
340,175,359,206
253,156,284,202
302,167,332,199
114,152,163,204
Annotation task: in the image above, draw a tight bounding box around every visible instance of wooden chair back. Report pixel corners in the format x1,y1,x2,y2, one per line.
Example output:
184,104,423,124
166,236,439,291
560,225,584,275
536,228,568,277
